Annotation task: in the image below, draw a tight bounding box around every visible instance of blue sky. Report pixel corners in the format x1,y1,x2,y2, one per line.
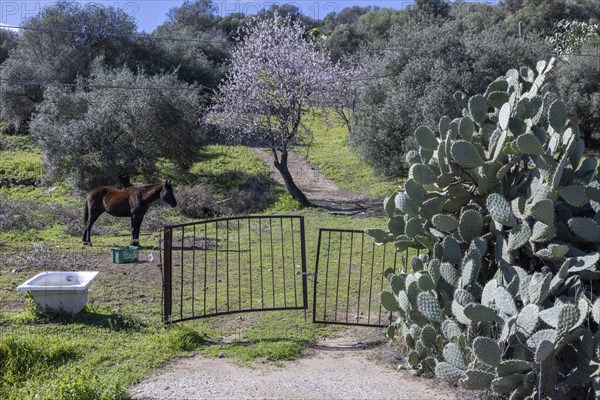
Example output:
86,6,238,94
0,1,493,32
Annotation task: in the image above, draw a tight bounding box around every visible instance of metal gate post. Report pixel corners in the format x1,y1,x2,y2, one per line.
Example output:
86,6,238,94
162,227,173,323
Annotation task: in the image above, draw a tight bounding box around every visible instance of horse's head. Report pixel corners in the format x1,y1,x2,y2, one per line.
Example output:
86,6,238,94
160,179,177,207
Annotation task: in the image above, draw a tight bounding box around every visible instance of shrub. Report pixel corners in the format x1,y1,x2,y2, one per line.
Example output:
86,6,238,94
175,181,216,218
351,18,550,176
369,59,600,398
216,173,274,215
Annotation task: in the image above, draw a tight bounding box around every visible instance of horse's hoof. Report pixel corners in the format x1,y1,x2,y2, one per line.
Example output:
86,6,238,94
83,241,92,246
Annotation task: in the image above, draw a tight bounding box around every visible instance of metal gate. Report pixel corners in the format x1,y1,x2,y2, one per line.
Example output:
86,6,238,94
161,217,416,326
312,229,407,327
161,215,307,323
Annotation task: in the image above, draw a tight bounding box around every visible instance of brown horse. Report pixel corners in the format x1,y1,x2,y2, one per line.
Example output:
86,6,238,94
83,180,177,246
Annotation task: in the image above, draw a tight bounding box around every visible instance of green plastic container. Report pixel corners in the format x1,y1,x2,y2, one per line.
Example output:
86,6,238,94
111,246,139,264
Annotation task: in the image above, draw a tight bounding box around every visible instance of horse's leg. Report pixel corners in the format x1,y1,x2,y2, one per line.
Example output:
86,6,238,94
84,209,103,246
131,216,143,246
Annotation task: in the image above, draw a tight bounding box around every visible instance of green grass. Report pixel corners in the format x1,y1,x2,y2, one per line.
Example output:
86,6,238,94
0,208,392,399
297,112,402,199
190,145,270,180
0,131,398,398
0,150,43,180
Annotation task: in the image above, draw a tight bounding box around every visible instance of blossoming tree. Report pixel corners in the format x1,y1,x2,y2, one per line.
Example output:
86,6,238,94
208,15,339,206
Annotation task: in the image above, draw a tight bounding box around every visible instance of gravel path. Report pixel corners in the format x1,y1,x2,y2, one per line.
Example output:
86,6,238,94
129,348,458,400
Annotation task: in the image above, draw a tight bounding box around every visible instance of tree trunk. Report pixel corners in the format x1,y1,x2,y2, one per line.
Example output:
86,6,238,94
273,149,311,207
119,174,132,188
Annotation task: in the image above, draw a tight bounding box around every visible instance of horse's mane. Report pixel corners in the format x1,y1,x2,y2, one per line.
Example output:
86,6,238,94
132,182,163,189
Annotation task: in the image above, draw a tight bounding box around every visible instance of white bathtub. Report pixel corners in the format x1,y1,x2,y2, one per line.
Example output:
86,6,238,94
17,271,100,314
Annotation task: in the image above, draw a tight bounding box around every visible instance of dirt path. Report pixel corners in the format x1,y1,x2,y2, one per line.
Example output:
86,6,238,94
129,336,460,400
252,149,382,215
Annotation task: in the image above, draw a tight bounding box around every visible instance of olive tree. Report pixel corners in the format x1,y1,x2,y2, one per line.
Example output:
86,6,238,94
30,65,205,188
0,1,136,133
207,15,338,206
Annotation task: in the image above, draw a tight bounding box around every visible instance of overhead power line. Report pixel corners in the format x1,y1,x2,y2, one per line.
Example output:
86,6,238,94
0,24,235,45
4,23,600,56
0,77,207,91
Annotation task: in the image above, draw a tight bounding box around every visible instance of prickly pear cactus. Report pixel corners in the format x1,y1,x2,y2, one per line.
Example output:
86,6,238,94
371,59,600,399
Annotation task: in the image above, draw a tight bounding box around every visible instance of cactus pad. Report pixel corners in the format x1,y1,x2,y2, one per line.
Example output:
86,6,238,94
441,319,462,340
497,360,532,377
469,95,487,124
516,304,539,335
548,99,568,132
364,229,393,245
459,209,483,242
494,285,518,316
450,140,484,169
531,200,555,226
381,290,401,312
473,337,502,367
394,193,419,217
558,185,588,208
530,221,556,243
487,193,517,227
568,217,600,243
464,303,498,322
516,133,544,155
443,237,462,265
409,163,437,185
534,340,555,363
443,343,467,370
528,272,552,305
507,223,531,251
557,303,580,336
417,291,444,323
404,179,426,203
415,126,439,151
421,325,437,348
460,369,495,391
491,374,526,394
432,214,459,232
436,362,465,383
526,329,557,349
417,273,436,291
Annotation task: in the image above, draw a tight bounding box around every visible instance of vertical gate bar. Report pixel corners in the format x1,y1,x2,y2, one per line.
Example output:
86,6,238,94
280,218,287,307
192,225,196,317
238,219,241,310
204,223,208,316
248,219,253,309
334,231,343,322
215,221,218,313
393,251,398,272
356,232,365,324
404,248,409,272
291,218,298,308
180,226,184,320
269,218,275,308
377,245,387,324
226,220,230,312
323,230,332,321
312,228,323,322
299,217,308,310
259,217,264,308
162,227,172,323
345,231,355,323
367,240,376,325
